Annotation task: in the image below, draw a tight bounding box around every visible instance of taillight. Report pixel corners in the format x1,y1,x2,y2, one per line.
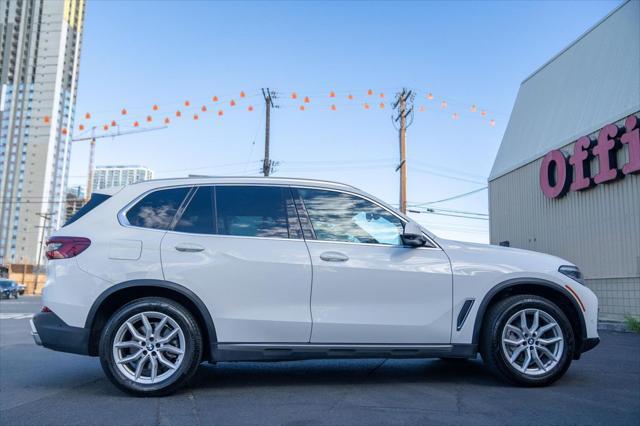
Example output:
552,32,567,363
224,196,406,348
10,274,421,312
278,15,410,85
45,237,91,260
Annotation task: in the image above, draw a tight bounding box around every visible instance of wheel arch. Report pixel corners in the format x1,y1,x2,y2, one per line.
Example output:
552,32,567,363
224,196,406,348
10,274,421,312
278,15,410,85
85,279,217,360
472,278,587,358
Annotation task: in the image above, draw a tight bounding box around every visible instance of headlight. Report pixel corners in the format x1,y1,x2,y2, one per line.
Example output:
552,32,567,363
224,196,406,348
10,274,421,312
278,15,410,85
559,265,584,285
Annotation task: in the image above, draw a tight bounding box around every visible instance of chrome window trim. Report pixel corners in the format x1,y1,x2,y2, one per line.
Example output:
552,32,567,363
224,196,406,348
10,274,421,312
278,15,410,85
118,182,441,250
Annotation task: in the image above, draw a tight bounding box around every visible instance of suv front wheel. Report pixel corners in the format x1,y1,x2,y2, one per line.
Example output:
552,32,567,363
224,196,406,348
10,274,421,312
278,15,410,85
480,294,575,386
99,297,203,396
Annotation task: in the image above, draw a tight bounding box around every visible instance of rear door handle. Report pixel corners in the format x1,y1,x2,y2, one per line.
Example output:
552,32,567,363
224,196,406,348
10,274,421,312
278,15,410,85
175,243,205,253
320,251,349,262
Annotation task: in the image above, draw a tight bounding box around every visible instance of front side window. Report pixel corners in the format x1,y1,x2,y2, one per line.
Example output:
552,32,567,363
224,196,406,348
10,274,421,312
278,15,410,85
298,188,403,245
215,186,297,238
126,187,190,230
174,186,215,234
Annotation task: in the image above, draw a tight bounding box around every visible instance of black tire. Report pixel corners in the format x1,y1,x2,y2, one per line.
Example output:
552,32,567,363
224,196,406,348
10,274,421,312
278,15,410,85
99,297,203,396
480,294,574,386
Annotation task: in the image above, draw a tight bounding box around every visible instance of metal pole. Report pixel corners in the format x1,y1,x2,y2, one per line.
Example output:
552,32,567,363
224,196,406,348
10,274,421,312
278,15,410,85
263,92,271,176
33,213,50,294
399,95,408,214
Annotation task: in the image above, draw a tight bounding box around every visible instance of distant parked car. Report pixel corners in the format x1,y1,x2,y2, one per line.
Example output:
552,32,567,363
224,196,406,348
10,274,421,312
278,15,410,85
0,279,19,299
17,284,26,295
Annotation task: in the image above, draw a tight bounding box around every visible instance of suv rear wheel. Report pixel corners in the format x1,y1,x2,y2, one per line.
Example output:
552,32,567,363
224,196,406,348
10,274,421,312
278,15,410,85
480,294,574,386
99,297,203,396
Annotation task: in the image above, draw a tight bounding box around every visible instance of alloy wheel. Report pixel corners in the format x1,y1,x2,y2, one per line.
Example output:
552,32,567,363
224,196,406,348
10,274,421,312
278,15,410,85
112,311,186,384
501,308,564,376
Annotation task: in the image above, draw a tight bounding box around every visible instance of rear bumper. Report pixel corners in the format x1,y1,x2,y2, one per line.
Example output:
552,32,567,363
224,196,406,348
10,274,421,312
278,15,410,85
581,337,600,354
31,311,90,355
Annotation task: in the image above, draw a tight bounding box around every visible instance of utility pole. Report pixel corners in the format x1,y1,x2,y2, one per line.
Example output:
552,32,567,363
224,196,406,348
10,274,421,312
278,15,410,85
33,212,51,294
261,88,277,176
392,88,415,214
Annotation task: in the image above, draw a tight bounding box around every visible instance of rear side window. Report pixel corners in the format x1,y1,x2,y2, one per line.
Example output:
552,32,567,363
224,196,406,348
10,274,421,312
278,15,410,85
64,193,111,227
215,186,299,238
174,186,215,234
126,187,190,230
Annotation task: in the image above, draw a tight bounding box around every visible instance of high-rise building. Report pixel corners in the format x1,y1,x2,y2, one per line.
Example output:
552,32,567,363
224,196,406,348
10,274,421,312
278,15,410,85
0,0,86,265
92,165,154,191
65,185,85,221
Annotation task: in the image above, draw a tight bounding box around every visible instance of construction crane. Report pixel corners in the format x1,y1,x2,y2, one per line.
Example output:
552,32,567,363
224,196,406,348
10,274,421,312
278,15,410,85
72,125,167,201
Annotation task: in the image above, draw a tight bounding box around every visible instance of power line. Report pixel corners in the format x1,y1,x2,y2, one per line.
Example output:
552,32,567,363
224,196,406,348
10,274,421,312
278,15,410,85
410,186,488,206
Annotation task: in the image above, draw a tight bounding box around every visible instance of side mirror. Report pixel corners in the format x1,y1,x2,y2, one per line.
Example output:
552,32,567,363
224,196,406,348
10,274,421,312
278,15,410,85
402,221,427,247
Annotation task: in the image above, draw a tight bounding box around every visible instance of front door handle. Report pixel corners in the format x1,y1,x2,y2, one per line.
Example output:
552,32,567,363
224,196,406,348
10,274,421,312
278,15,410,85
320,251,349,262
175,243,205,253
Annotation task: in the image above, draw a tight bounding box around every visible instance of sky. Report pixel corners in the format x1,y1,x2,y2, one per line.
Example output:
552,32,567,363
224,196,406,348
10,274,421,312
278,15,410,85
69,0,621,243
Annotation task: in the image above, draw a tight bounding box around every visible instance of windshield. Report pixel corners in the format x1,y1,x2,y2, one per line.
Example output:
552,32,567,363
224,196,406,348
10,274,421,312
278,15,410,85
0,281,13,288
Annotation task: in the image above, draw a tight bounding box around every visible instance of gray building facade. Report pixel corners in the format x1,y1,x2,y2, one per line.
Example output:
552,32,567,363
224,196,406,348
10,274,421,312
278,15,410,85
0,0,85,265
489,0,640,322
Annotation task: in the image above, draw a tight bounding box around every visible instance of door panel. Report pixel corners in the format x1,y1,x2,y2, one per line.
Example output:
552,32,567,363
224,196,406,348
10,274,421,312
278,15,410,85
307,241,452,343
161,185,312,343
162,234,312,342
295,187,453,344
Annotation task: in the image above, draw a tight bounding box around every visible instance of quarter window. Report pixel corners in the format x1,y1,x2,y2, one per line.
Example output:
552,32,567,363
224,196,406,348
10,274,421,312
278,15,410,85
215,186,299,239
126,187,190,230
174,186,215,234
298,189,403,245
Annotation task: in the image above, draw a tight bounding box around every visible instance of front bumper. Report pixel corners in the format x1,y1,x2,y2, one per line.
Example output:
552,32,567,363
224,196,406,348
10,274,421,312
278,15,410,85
30,311,90,355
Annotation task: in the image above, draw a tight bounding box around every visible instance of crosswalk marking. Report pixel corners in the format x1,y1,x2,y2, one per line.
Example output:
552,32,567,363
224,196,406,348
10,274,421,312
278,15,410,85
0,313,34,320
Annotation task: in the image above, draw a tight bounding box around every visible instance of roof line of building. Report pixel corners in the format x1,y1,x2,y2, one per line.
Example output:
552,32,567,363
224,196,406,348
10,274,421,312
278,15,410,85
521,0,629,85
489,106,640,182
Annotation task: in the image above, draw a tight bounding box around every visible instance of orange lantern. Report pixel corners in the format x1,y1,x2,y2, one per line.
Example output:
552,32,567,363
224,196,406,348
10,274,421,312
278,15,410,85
470,104,477,113
331,104,337,111
133,121,139,127
303,96,310,103
79,124,85,131
348,94,354,100
61,127,68,135
201,105,207,112
248,105,254,112
329,91,336,98
176,110,182,117
441,101,447,109
452,113,459,120
212,96,219,102
164,117,170,124
291,92,298,99
85,112,91,119
43,116,50,124
240,91,246,98
193,114,199,120
367,89,373,96
146,115,153,122
364,103,370,110
379,93,385,98
481,110,487,117
152,104,159,111
111,120,117,127
218,110,224,116
299,105,305,111
490,119,496,127
419,106,426,112
121,108,127,115
184,100,190,107
427,93,434,100
103,124,109,131
379,102,385,109
230,99,236,107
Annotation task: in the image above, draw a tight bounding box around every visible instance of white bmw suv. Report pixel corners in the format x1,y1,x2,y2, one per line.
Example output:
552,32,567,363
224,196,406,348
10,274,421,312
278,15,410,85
31,177,599,396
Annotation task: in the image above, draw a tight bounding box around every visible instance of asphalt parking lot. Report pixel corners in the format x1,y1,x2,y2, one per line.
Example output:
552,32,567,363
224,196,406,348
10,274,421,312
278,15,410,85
1,296,639,426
